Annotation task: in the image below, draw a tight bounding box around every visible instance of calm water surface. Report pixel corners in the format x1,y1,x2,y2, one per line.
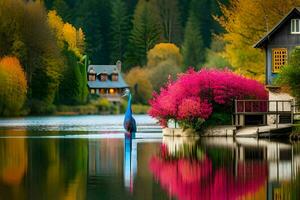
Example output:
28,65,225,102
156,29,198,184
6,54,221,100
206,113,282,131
0,115,299,200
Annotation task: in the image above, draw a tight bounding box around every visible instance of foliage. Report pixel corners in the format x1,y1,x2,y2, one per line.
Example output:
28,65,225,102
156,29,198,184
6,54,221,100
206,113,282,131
48,10,85,57
147,43,182,69
204,38,232,69
148,59,181,92
217,0,300,82
0,0,64,114
125,67,153,105
110,0,130,63
56,47,86,105
77,0,112,64
47,10,87,106
182,13,204,70
149,69,268,131
0,57,27,116
125,0,162,70
146,43,182,91
151,0,182,44
277,47,300,101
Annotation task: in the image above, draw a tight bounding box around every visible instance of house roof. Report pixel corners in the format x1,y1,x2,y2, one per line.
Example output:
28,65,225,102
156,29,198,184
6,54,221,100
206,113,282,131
87,65,129,89
254,7,300,48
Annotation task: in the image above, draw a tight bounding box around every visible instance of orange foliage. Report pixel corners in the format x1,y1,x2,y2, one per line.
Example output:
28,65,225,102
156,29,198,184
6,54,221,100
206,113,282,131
0,56,27,116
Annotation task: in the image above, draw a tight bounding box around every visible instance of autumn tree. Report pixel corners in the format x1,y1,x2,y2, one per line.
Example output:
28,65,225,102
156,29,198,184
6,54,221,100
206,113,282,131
0,57,27,116
0,0,63,113
125,0,162,70
147,43,182,68
218,0,300,82
125,67,153,104
182,12,204,70
110,0,130,63
146,43,182,91
47,10,87,105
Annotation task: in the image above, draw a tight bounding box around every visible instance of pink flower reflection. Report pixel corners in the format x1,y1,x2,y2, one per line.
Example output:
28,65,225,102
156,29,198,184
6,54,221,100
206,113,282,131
149,151,267,200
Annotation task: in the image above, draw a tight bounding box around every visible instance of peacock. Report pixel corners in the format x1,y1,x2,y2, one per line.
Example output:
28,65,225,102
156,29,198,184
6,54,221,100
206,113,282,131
123,89,136,138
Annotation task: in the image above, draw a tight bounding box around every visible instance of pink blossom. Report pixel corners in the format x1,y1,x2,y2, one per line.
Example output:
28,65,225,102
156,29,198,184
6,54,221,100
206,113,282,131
149,68,268,127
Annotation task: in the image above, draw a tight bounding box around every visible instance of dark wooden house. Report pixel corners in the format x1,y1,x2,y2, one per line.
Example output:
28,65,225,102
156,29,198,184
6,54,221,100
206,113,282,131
254,7,300,85
87,61,129,102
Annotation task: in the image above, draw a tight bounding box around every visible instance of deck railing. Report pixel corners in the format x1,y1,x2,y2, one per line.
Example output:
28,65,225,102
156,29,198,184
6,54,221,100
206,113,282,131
235,100,293,114
233,100,294,128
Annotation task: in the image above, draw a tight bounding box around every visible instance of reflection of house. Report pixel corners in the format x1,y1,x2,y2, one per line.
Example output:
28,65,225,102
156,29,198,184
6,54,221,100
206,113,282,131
87,61,129,102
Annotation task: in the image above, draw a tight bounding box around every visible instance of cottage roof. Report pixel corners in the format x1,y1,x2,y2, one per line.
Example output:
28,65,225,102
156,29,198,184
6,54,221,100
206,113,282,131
87,65,129,89
254,7,300,48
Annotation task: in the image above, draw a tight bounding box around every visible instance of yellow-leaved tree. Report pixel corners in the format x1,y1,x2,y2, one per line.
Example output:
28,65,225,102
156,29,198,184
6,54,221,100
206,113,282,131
147,43,182,68
47,10,85,57
218,0,300,82
146,43,182,91
0,56,27,116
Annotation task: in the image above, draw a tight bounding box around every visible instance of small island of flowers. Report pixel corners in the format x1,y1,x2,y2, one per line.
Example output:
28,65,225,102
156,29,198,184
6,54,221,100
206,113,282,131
148,69,268,133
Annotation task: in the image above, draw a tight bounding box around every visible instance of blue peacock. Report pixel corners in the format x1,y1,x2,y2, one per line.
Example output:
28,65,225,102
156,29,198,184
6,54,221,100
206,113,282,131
123,89,136,138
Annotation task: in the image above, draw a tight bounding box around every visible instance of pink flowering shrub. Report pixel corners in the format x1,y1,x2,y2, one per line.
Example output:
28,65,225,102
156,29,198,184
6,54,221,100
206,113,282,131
148,68,268,130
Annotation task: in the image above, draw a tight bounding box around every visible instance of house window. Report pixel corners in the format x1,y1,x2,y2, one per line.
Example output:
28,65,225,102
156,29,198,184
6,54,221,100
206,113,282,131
90,89,96,94
88,74,96,81
100,74,108,81
111,74,118,81
272,48,287,73
291,19,300,33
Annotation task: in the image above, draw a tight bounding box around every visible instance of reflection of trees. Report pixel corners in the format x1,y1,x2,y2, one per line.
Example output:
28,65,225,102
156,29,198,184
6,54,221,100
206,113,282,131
0,133,27,186
0,131,88,200
149,144,268,200
0,131,28,200
28,137,88,200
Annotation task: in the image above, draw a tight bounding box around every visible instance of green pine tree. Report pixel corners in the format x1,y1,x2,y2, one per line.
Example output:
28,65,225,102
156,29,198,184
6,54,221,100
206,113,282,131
125,0,162,70
110,0,130,63
182,12,204,70
153,0,182,45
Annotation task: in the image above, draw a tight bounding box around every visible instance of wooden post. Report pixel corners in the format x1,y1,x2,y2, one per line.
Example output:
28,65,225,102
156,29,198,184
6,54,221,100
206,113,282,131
276,101,279,128
291,100,294,124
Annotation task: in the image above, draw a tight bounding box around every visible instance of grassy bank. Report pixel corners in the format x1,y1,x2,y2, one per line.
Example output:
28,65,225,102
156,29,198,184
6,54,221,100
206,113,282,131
54,99,150,116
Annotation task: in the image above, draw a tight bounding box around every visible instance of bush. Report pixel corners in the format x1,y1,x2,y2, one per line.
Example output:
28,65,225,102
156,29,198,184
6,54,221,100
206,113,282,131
0,57,27,116
149,68,268,132
147,43,182,69
125,67,153,104
148,59,181,92
277,47,300,101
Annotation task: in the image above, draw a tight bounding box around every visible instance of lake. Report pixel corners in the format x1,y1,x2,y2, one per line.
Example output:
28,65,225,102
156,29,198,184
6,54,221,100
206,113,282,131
0,115,299,199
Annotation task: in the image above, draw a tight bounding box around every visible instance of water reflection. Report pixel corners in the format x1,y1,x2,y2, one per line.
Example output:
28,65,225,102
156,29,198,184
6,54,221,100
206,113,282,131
149,137,300,200
1,129,300,199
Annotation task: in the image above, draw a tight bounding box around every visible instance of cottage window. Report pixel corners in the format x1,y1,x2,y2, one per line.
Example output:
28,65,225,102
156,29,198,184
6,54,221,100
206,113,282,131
90,89,96,94
291,19,300,33
100,74,108,81
111,74,118,81
272,48,287,73
88,74,96,81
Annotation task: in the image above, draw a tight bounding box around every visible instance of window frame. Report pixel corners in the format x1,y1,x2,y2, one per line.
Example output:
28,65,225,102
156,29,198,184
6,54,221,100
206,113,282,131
272,48,288,73
291,19,300,34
